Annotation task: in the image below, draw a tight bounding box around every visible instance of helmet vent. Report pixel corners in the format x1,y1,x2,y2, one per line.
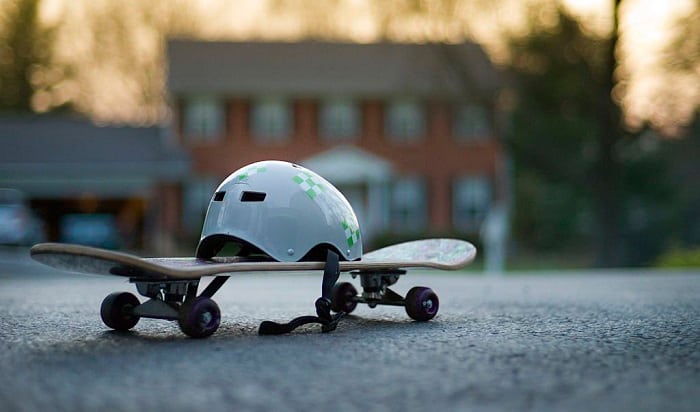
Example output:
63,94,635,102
240,191,266,202
213,191,226,201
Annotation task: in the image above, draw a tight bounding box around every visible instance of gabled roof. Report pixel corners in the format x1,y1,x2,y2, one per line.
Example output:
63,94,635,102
301,145,393,184
167,40,500,98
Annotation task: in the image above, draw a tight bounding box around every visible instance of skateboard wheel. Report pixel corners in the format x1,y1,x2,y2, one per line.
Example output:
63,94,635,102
178,297,221,338
331,282,358,314
405,287,439,321
100,292,141,331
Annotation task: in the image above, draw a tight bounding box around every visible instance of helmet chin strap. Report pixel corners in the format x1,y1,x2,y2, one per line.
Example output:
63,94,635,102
258,249,345,335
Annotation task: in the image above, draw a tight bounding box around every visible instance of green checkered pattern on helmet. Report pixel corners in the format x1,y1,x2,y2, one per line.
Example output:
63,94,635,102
341,219,360,248
292,172,325,199
237,165,267,181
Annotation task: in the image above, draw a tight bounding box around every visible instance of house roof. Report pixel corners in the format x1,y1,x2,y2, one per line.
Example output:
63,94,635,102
167,40,500,99
0,116,189,197
301,145,393,184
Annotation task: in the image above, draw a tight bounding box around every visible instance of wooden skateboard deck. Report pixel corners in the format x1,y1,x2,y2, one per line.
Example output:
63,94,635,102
30,238,476,280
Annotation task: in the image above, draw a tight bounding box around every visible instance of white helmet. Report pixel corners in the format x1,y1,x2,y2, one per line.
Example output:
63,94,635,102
196,160,362,262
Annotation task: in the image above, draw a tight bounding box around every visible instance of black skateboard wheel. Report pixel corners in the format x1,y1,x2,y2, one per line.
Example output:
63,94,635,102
178,297,221,338
100,292,140,331
405,287,439,321
330,282,358,314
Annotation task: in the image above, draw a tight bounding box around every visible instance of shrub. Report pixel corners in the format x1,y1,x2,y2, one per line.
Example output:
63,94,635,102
655,247,700,268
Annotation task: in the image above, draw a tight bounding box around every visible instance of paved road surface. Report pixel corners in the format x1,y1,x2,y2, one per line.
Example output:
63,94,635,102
0,247,698,411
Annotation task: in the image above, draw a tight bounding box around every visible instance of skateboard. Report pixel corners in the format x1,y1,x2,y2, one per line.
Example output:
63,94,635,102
30,238,476,338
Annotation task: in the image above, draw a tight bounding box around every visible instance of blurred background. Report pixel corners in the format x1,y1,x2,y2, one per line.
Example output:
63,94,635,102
0,0,698,270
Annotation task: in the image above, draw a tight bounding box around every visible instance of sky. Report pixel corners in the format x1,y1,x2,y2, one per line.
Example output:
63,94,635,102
30,0,698,132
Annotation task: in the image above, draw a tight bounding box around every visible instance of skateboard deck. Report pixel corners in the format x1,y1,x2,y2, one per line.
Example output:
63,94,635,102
30,238,476,280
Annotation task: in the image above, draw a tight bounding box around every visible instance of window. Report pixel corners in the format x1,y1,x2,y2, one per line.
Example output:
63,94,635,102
183,96,225,141
391,177,427,231
385,100,425,142
320,99,359,140
251,98,292,142
453,176,491,231
453,104,490,141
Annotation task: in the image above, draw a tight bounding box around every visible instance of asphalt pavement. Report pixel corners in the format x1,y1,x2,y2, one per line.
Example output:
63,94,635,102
0,246,698,412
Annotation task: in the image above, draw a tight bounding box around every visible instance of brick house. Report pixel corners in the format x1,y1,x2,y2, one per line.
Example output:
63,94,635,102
167,40,506,246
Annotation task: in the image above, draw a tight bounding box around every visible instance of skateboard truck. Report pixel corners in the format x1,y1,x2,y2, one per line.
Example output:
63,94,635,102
258,249,345,335
102,275,229,339
353,269,406,307
329,269,441,322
